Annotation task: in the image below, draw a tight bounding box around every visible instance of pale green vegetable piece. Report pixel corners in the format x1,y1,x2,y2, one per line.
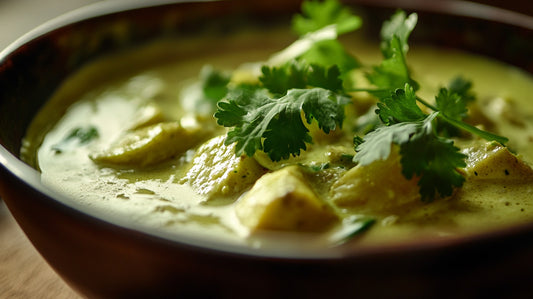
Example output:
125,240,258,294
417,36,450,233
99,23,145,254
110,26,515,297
462,141,533,180
235,165,337,232
181,135,266,198
330,146,420,212
90,122,203,167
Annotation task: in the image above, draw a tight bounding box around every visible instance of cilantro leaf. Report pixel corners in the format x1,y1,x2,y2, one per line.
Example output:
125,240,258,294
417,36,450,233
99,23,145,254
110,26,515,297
260,62,307,95
435,76,475,121
292,0,362,36
433,76,477,137
260,61,344,95
215,87,269,127
353,118,424,167
262,107,313,162
354,112,466,201
270,0,361,78
434,86,467,137
182,65,232,115
400,131,466,201
215,88,349,161
52,126,99,153
366,37,419,97
376,83,426,125
435,87,467,121
306,64,344,92
366,11,419,97
298,39,360,75
200,65,231,102
380,10,418,57
448,75,475,104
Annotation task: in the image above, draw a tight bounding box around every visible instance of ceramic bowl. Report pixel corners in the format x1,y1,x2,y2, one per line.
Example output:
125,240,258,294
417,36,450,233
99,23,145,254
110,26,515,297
2,0,533,297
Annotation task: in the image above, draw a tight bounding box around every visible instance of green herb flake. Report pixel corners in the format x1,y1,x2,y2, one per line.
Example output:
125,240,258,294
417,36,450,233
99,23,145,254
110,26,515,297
329,215,375,245
200,65,231,103
52,126,99,153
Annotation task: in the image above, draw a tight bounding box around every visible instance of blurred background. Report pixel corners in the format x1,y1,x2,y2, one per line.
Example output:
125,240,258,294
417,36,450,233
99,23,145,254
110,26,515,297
0,0,101,50
0,0,531,50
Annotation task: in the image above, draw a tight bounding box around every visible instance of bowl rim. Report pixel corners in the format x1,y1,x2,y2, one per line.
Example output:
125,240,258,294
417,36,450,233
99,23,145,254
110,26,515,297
2,0,533,260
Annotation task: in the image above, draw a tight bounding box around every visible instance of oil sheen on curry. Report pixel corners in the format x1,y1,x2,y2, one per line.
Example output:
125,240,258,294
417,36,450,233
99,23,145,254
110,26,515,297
21,4,533,249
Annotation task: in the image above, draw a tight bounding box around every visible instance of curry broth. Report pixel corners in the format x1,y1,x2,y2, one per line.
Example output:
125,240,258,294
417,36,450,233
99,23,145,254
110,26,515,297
22,27,533,248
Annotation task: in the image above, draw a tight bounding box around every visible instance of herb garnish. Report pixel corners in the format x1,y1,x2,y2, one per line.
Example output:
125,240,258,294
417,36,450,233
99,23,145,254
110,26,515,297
215,87,349,161
213,0,508,201
52,126,99,153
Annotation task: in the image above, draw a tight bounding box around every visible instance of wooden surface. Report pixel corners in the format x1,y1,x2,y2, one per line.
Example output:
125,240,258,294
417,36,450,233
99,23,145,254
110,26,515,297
0,201,81,298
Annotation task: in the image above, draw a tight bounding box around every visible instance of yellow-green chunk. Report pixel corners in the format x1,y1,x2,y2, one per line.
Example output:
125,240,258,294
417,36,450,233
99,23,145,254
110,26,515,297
181,135,266,198
235,165,337,232
90,121,202,167
462,142,533,181
330,146,421,212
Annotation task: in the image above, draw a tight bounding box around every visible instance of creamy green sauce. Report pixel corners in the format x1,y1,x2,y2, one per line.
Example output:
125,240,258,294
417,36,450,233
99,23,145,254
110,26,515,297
22,28,533,249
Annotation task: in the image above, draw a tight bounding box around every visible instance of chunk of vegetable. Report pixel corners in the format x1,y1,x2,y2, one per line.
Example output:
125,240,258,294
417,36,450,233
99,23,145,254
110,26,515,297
330,146,421,212
90,121,203,167
235,165,337,231
181,135,266,198
463,142,533,180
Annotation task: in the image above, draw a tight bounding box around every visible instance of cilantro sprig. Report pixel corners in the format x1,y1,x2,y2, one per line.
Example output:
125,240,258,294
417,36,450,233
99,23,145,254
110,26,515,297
354,90,468,201
274,0,362,77
364,11,419,98
212,0,508,201
216,86,349,161
353,10,507,200
215,0,361,162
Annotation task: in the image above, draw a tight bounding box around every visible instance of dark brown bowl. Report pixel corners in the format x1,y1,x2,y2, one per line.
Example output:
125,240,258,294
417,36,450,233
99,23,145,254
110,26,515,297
2,0,533,297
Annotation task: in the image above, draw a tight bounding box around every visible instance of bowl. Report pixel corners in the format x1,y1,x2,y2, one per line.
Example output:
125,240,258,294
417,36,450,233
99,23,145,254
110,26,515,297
2,0,533,297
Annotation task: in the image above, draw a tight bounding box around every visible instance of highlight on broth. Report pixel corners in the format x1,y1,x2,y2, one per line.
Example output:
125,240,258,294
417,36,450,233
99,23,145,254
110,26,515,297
22,0,533,248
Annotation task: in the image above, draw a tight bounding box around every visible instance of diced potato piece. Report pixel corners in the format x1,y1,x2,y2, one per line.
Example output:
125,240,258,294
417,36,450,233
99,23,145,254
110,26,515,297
330,147,420,212
462,141,533,180
91,122,203,167
181,135,266,198
235,165,337,232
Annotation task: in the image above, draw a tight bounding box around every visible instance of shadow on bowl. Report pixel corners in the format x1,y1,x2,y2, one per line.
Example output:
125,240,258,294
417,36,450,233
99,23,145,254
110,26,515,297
2,0,533,297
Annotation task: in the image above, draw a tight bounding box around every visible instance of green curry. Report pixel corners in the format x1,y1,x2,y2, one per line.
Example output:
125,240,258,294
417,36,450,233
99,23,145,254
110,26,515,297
21,2,533,249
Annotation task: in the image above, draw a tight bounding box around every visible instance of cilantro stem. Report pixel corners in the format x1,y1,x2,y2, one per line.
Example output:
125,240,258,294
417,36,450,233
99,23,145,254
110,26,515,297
415,96,438,111
438,113,509,144
348,89,509,144
415,96,508,144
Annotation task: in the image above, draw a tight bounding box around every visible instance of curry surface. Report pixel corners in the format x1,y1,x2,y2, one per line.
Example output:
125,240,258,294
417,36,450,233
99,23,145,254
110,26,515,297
22,27,533,249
